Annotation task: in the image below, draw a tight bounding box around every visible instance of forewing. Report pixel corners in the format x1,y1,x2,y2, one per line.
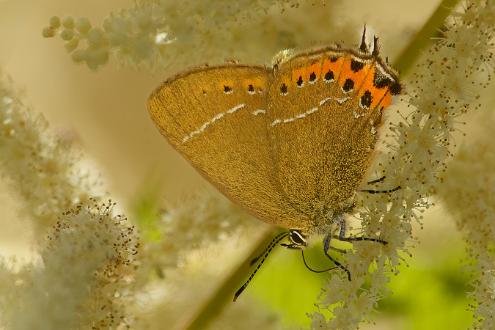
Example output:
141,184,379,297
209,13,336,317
148,65,301,228
267,49,386,216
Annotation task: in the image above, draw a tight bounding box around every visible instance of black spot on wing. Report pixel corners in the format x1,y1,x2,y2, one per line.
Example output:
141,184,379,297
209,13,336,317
360,90,372,108
342,79,354,92
350,59,364,72
280,83,288,95
296,76,304,87
324,70,334,82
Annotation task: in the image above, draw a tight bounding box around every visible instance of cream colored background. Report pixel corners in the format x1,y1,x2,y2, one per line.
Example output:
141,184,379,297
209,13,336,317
1,0,455,260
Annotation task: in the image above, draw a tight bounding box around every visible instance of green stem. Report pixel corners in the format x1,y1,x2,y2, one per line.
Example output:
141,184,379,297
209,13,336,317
183,227,280,330
393,0,462,75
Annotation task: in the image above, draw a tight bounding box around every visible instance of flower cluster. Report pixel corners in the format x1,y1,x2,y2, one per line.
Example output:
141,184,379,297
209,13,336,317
2,202,138,329
0,200,138,329
42,0,300,70
312,1,495,328
0,71,138,328
136,191,258,277
438,113,495,329
0,72,97,236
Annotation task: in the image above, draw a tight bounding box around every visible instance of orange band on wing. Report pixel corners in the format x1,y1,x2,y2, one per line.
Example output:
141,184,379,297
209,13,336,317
377,91,392,109
241,77,266,93
357,64,395,110
305,60,323,81
337,56,372,90
321,55,344,80
291,67,306,84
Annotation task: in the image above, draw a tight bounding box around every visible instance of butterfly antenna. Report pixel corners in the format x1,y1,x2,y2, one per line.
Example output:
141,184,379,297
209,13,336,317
249,232,288,266
234,232,289,301
372,35,380,57
301,250,338,273
360,24,368,53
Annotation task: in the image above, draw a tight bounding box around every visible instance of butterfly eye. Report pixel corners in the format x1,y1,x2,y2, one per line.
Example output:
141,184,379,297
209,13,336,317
289,230,307,246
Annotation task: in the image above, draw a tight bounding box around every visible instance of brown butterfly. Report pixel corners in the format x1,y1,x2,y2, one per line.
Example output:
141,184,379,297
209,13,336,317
148,28,401,301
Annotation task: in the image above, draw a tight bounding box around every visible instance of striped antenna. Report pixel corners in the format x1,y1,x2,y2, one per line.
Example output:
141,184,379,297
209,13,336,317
249,231,288,266
233,232,289,301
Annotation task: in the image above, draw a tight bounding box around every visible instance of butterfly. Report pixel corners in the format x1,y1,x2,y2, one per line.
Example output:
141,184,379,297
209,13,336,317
148,28,401,301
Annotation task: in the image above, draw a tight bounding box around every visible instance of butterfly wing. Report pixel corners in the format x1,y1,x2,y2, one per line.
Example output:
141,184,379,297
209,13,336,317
148,65,307,229
267,49,392,218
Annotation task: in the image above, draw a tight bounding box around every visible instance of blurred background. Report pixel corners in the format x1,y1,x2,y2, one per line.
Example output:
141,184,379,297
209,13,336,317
0,0,482,329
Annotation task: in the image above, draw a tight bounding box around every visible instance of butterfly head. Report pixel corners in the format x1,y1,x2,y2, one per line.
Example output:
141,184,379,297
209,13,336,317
280,229,308,249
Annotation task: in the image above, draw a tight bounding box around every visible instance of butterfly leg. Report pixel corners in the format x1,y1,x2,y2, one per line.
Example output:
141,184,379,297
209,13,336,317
334,235,388,245
323,233,352,281
362,175,401,193
283,242,347,253
332,215,388,245
281,238,341,274
328,246,347,254
359,185,401,194
326,218,349,254
367,175,386,185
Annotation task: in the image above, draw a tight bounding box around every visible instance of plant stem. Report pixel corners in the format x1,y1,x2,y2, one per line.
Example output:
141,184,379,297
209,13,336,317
393,0,463,75
182,227,280,330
